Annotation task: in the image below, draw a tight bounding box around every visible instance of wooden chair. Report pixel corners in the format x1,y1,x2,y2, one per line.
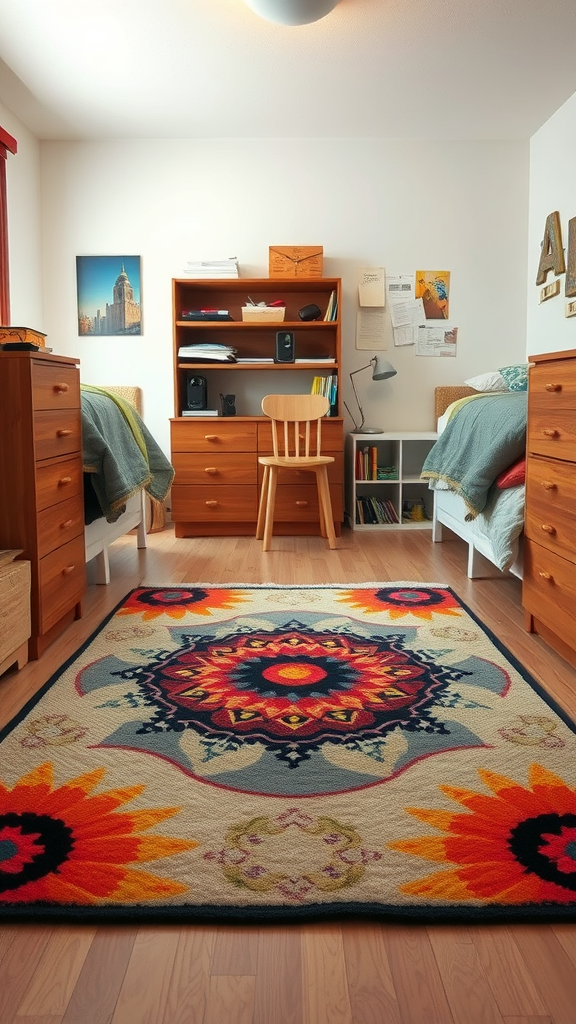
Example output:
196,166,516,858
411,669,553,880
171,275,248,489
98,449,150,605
257,394,337,551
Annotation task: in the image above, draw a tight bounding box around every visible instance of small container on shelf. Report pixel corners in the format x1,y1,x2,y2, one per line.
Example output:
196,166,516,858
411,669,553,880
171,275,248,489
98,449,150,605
241,306,285,323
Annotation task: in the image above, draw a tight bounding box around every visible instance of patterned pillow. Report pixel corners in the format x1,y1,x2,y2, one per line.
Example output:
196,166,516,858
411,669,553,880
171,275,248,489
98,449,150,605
498,364,528,391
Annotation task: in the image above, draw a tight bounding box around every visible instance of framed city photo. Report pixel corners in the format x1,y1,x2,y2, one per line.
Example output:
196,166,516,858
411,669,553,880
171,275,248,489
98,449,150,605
77,255,142,335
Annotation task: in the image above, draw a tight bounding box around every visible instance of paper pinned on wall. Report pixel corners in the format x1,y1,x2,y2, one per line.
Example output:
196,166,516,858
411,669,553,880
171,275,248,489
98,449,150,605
416,325,458,356
358,268,386,307
387,275,414,304
356,309,387,349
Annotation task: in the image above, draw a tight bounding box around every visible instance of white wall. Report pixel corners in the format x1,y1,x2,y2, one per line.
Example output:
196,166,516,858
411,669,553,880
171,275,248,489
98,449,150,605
0,101,43,326
528,91,576,357
39,139,529,455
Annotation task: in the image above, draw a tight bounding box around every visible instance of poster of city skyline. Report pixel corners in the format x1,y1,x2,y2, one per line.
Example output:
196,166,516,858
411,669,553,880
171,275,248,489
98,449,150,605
76,255,142,336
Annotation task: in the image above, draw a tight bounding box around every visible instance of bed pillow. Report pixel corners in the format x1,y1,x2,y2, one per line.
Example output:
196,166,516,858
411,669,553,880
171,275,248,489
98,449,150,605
498,363,528,391
464,370,507,392
495,456,526,489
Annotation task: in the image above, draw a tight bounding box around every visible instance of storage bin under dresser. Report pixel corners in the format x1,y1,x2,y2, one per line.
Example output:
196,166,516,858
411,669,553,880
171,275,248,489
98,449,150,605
0,350,86,659
523,347,576,668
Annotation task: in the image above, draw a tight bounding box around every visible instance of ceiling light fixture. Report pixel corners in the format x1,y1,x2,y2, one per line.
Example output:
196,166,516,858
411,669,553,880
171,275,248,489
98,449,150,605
243,0,341,26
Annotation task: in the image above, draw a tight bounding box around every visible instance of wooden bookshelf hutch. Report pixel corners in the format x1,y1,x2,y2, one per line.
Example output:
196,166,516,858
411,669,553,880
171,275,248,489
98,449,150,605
170,278,343,538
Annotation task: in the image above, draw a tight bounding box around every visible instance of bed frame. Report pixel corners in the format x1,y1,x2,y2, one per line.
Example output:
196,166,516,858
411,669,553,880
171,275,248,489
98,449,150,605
83,386,149,585
431,386,523,580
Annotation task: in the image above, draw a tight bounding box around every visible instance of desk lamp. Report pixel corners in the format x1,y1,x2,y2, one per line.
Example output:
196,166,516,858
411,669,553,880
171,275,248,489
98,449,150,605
344,355,397,434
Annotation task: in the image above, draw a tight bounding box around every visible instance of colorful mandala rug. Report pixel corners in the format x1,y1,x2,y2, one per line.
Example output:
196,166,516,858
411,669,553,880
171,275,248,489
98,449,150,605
2,583,576,923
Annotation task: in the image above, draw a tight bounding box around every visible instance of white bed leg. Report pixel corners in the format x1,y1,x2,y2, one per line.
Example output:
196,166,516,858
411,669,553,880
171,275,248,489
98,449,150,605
467,543,485,579
137,490,147,549
432,495,443,542
94,547,111,585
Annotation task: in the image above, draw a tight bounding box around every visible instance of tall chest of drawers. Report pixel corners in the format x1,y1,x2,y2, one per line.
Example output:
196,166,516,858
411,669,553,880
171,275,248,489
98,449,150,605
523,348,576,668
0,350,86,659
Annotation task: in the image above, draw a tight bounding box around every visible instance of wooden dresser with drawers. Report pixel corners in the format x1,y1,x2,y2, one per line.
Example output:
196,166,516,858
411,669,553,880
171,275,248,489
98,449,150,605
0,350,86,658
170,416,343,537
523,347,576,668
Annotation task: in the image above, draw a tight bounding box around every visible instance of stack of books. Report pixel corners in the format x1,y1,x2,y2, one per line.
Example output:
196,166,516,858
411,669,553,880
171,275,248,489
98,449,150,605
324,290,338,321
182,258,239,278
178,343,237,362
355,445,398,481
356,496,399,524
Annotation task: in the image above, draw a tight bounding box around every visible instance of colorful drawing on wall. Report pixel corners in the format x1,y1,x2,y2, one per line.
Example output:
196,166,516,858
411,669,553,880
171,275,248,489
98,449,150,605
415,270,450,320
76,256,142,336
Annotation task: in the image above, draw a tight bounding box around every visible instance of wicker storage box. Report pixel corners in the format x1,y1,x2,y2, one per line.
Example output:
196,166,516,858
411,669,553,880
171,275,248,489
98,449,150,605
0,554,31,671
241,306,285,323
0,326,46,347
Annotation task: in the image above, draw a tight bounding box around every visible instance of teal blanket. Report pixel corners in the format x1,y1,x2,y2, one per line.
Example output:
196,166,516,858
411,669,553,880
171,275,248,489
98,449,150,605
421,392,527,520
81,388,175,523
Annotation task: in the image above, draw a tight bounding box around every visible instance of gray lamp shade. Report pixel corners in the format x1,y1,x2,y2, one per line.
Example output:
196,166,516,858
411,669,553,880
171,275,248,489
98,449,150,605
372,356,397,381
244,0,340,25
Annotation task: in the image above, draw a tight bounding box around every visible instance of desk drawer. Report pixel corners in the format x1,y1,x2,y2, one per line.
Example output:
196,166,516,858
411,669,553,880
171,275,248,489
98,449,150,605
171,484,257,521
171,420,257,453
39,533,85,634
38,493,85,559
529,360,576,412
526,455,576,519
32,363,80,411
34,409,82,461
36,455,83,511
172,452,256,485
525,498,576,562
268,484,343,522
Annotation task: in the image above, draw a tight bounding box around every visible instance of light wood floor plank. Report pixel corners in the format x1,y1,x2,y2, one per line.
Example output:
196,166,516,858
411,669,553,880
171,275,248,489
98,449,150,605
427,926,505,1023
110,927,181,1024
0,926,54,1024
511,926,576,1024
253,926,303,1024
15,926,95,1016
159,926,217,1024
382,924,455,1024
204,975,255,1024
60,926,137,1024
469,925,548,1018
302,923,353,1024
211,924,259,976
341,922,402,1024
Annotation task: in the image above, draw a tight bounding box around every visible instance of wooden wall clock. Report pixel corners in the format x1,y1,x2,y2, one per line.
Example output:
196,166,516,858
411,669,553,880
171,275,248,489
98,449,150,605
269,246,324,279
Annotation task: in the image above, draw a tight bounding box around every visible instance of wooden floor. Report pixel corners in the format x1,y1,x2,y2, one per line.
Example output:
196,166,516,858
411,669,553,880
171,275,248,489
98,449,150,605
1,525,576,1024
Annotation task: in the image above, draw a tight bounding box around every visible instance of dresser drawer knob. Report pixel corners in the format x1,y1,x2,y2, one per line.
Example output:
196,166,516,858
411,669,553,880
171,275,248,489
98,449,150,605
541,523,556,534
56,428,72,437
58,476,72,486
295,500,309,507
205,500,218,507
54,382,69,393
545,382,562,392
539,571,554,581
542,481,557,490
204,434,218,441
62,565,75,576
204,467,218,474
61,519,74,530
543,428,559,438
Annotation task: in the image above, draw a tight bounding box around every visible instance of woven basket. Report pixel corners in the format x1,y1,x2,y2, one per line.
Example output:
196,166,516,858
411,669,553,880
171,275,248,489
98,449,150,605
0,557,31,663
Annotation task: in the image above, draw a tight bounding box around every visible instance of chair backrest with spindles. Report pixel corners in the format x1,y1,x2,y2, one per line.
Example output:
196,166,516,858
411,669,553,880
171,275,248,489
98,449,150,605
261,394,330,459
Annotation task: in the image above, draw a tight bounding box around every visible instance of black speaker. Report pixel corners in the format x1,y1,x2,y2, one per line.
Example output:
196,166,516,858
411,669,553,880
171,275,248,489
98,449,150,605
220,393,236,416
186,373,207,410
298,303,321,321
275,331,295,363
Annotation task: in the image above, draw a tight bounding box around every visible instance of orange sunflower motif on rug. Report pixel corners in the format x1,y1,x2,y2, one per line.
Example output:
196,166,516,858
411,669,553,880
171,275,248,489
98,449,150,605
391,763,576,905
338,586,461,620
117,587,246,621
0,763,196,905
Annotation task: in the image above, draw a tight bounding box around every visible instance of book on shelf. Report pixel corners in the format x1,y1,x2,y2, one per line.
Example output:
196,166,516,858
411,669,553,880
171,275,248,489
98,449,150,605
178,344,237,361
311,373,338,415
356,495,399,525
181,409,220,416
180,310,233,321
294,357,336,364
323,290,338,322
236,357,274,363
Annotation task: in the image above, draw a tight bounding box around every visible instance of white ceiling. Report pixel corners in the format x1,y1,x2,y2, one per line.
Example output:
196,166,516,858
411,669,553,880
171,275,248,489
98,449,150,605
1,0,576,142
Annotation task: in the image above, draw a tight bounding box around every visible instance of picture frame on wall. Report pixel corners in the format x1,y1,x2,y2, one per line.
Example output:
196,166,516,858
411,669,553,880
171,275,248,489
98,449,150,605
76,255,142,336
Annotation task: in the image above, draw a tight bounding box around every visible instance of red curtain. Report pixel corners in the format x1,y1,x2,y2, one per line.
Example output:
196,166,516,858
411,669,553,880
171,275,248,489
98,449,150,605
0,126,18,325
